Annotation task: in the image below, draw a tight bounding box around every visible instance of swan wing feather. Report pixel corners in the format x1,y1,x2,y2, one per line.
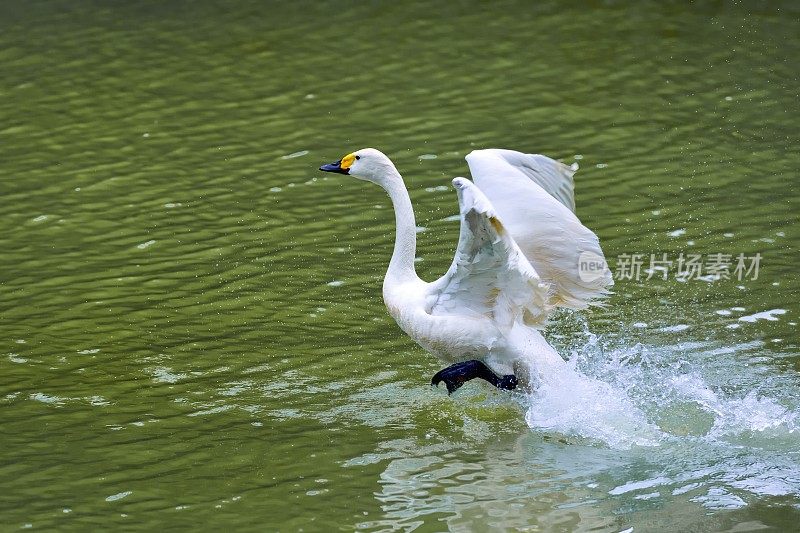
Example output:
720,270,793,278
465,148,577,211
464,149,613,309
427,178,551,330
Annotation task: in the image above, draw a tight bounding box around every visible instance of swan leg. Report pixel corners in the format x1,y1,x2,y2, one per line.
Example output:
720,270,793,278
431,360,518,394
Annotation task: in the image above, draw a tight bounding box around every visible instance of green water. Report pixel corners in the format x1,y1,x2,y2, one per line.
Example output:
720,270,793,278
1,1,799,531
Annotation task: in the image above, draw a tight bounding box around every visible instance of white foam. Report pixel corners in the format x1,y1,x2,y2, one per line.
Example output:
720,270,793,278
525,363,664,450
609,476,671,495
659,324,689,333
690,487,746,510
281,150,309,159
105,491,132,502
738,309,787,323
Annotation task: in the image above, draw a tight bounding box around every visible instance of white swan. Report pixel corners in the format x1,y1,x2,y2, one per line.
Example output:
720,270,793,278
320,148,612,393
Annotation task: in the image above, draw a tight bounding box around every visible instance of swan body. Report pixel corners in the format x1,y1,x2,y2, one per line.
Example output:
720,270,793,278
320,148,612,390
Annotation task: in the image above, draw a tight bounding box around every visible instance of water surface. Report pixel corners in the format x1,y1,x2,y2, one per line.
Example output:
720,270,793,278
1,1,799,531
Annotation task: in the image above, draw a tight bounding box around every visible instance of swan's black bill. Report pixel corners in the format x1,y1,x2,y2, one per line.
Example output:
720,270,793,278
431,360,518,395
319,160,349,175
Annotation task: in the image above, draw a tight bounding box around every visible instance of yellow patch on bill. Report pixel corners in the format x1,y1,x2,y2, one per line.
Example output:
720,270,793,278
340,153,356,169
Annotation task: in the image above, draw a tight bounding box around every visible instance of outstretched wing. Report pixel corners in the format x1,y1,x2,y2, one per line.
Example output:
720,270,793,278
465,148,577,212
427,178,552,330
464,149,612,310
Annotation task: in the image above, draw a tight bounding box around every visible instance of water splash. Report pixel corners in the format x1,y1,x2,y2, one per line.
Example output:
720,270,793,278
530,343,797,443
519,316,800,505
524,360,664,449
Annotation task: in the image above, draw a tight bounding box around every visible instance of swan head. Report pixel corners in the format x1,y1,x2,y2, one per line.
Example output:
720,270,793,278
319,148,398,184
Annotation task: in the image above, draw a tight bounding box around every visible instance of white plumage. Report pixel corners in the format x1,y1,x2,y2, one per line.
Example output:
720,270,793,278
321,148,613,389
465,149,613,309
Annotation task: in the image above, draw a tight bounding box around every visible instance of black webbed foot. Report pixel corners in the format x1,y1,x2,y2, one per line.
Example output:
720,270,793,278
431,360,518,395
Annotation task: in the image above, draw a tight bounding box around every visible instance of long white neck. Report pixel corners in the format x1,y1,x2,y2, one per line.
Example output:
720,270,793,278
378,167,420,285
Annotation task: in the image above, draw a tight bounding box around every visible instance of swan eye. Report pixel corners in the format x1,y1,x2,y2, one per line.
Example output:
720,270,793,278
355,155,361,160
